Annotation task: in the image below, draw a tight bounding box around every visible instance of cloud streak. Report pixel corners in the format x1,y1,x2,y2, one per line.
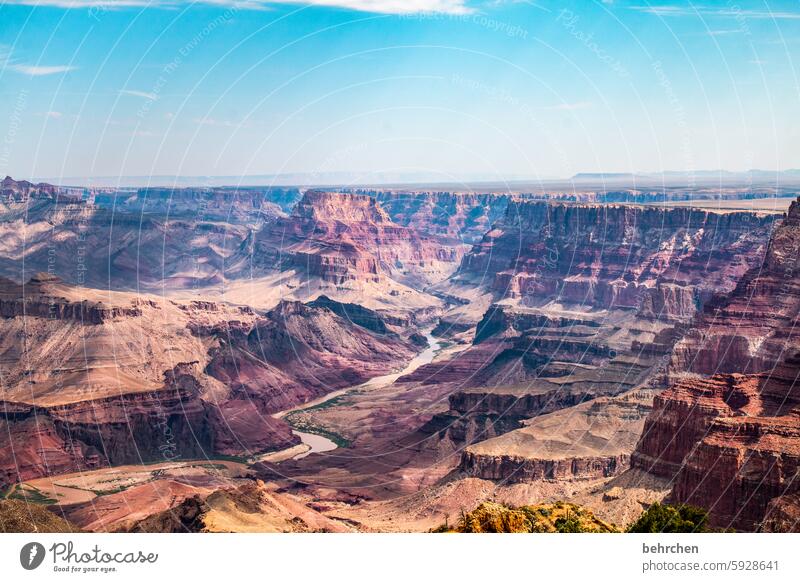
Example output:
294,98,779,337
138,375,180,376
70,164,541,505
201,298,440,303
0,0,472,14
119,89,159,100
631,5,800,19
9,64,76,76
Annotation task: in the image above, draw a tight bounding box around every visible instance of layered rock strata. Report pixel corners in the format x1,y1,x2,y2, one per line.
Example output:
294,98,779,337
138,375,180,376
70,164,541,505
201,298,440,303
0,277,420,487
458,200,777,320
247,190,464,287
632,198,800,530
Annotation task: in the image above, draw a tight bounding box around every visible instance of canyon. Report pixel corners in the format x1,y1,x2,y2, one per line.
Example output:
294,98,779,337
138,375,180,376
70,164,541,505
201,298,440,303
1,175,799,532
632,196,800,531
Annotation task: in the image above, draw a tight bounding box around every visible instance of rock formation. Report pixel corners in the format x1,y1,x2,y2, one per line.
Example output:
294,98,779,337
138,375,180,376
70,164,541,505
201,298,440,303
92,185,301,223
417,202,778,488
632,197,800,531
458,200,776,319
247,190,464,287
0,275,421,488
128,479,350,533
459,388,654,483
371,190,509,244
0,185,253,290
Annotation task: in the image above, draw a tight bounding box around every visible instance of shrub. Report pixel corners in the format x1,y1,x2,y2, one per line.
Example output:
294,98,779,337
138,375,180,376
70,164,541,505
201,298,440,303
627,502,710,533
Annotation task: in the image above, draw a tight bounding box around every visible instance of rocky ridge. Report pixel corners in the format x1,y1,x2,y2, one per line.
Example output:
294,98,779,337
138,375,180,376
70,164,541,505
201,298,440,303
632,197,800,530
416,202,778,486
0,276,421,488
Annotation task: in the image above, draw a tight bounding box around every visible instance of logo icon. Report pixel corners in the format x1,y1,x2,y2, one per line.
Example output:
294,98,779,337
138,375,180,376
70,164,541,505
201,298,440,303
20,542,46,570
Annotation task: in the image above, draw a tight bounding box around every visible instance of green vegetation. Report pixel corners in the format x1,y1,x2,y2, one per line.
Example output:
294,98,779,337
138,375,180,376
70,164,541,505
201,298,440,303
292,394,351,414
94,485,132,497
6,485,57,505
433,501,617,533
626,502,712,533
206,453,251,464
191,463,230,471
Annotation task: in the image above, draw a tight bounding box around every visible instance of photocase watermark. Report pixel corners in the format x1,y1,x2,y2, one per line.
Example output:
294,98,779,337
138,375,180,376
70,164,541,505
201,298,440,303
145,388,182,462
401,11,528,39
20,542,46,571
20,541,158,574
556,9,629,78
726,1,753,37
0,89,28,173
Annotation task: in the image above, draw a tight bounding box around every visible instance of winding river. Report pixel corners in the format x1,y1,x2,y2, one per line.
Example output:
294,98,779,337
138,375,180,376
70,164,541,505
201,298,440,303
276,330,443,460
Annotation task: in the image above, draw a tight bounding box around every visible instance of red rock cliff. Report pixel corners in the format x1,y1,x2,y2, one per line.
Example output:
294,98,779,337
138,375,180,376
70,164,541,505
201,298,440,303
458,200,777,319
632,198,800,530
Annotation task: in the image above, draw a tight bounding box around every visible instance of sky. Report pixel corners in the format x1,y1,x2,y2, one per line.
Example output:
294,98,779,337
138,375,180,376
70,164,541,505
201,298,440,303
0,0,799,184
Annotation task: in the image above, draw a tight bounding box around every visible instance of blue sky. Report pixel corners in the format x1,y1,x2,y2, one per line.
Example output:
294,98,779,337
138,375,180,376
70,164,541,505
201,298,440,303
0,0,798,183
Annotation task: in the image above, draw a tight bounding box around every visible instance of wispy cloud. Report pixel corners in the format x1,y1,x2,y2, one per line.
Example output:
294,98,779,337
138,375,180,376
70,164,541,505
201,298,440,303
1,44,75,76
631,5,800,19
119,89,158,100
9,64,76,76
706,29,744,36
0,0,155,6
44,111,63,118
275,0,472,14
0,0,472,14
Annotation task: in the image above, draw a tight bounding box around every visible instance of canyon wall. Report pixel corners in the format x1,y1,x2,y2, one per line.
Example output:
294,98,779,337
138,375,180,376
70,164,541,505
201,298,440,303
458,200,777,319
93,186,301,221
247,190,464,286
0,277,421,488
371,190,509,244
424,201,779,485
632,198,800,530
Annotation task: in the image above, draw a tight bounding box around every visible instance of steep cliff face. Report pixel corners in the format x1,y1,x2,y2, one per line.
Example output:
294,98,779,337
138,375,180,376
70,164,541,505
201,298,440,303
632,198,800,530
458,200,777,319
294,191,391,223
247,190,464,287
94,186,300,222
673,408,800,531
1,175,63,201
0,273,148,322
372,190,509,244
632,374,769,478
666,199,800,377
0,192,252,290
635,369,800,531
418,202,778,486
762,494,800,533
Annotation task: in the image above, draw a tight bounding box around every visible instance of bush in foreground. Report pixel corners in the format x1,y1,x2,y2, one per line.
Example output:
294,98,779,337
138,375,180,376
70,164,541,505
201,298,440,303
626,502,711,533
433,501,617,533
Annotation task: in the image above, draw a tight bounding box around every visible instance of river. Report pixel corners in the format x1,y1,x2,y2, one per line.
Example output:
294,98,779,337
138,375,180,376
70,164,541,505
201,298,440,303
277,330,443,460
